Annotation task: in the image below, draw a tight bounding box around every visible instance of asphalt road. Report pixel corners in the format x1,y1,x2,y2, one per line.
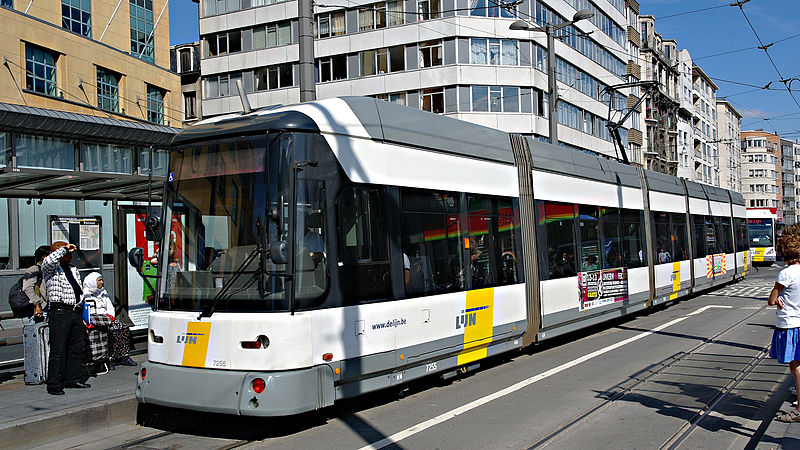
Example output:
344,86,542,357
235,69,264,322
32,266,787,450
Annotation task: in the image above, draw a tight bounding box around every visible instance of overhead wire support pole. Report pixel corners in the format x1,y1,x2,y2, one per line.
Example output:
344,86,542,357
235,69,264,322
298,0,316,102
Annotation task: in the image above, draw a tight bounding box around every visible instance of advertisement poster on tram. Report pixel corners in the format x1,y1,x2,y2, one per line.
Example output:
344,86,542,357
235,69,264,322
578,267,628,311
706,253,727,277
126,211,184,330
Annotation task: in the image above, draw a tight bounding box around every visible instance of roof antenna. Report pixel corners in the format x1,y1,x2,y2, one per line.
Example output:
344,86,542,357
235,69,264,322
236,79,252,115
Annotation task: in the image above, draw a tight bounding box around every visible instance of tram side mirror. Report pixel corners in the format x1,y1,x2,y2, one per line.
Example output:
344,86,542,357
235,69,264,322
128,247,144,274
270,241,288,265
145,215,163,242
269,195,285,239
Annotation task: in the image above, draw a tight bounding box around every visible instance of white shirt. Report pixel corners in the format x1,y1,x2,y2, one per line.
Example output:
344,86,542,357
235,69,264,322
776,264,800,328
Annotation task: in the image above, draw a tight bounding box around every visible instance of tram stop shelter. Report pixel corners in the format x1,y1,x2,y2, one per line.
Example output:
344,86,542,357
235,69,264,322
0,101,178,325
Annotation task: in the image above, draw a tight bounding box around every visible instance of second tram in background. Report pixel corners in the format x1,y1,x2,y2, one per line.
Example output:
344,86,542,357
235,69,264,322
747,208,784,264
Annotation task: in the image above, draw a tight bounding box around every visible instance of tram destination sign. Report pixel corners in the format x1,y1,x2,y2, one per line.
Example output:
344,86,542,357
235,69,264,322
578,267,628,311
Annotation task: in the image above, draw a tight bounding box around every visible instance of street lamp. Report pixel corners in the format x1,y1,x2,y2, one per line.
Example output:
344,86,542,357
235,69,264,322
510,9,594,145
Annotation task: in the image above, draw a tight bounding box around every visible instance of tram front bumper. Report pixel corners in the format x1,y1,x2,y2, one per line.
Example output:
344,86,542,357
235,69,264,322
136,361,335,416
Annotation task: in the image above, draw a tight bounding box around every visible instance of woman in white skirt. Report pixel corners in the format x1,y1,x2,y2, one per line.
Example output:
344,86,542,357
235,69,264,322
768,233,800,422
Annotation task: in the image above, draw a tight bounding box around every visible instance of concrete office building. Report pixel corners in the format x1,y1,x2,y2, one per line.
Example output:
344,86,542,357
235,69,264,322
716,99,742,192
741,130,783,217
0,0,179,314
198,0,640,158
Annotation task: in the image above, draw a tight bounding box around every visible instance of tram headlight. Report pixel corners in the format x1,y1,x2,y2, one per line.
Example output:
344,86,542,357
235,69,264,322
252,378,266,394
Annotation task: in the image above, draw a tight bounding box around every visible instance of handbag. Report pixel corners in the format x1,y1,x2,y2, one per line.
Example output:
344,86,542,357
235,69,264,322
82,301,92,326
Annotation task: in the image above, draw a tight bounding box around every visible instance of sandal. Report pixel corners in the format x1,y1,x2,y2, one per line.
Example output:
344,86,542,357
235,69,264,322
776,409,800,423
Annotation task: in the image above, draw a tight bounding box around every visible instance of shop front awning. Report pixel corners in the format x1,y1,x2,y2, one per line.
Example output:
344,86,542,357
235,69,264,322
0,102,179,201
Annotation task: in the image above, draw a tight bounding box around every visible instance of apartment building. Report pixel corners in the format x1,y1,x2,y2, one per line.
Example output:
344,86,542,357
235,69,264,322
795,142,800,224
692,65,718,186
716,99,742,192
638,15,678,175
675,49,693,181
741,130,783,217
171,42,202,125
1,0,180,124
198,0,640,158
781,138,795,224
0,0,179,311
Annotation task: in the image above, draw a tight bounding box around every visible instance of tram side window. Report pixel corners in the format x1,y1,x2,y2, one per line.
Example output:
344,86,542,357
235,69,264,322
337,186,391,304
467,195,521,288
735,218,749,252
401,189,463,297
719,217,733,253
537,201,577,280
671,213,689,261
711,216,724,254
601,207,621,269
654,212,671,264
621,209,646,267
578,205,601,271
691,215,707,258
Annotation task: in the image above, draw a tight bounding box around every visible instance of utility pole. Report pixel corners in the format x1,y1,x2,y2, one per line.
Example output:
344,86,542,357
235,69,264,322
298,0,316,102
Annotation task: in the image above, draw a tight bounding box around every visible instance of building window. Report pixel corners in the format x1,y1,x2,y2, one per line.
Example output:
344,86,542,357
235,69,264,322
204,72,242,98
315,11,345,38
25,44,58,97
183,92,196,119
130,0,154,62
96,67,120,113
470,0,514,17
470,39,517,65
417,0,440,20
316,55,347,82
179,49,192,72
62,0,92,37
361,46,405,76
375,92,406,105
1,0,12,9
253,22,292,50
146,85,164,124
419,40,442,68
254,64,294,91
421,88,443,113
359,1,403,31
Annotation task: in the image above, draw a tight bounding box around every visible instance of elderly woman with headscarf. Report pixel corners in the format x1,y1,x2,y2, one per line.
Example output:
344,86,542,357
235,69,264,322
82,272,136,372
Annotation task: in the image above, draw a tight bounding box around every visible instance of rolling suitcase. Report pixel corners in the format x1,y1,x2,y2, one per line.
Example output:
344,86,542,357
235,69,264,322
23,322,50,385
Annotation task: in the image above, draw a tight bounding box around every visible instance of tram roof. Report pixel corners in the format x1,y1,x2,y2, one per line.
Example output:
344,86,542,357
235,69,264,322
175,97,515,165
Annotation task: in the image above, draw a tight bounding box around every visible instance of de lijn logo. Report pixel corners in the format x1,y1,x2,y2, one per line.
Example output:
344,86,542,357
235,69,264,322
455,306,489,329
177,332,205,344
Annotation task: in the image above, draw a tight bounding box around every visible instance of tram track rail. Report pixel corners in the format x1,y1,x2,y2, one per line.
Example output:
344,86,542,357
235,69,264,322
523,304,771,450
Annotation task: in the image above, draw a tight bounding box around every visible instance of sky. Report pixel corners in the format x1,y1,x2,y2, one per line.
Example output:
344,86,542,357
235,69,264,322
639,0,800,140
167,0,800,140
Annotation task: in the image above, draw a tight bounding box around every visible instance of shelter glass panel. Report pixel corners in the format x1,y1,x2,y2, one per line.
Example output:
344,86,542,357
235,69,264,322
0,200,8,269
81,143,133,173
18,199,76,267
15,134,74,170
85,200,112,264
0,132,8,167
139,148,168,176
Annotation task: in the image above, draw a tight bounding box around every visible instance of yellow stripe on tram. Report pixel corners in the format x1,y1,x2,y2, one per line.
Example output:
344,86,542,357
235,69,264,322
670,261,681,300
181,322,212,367
457,288,495,366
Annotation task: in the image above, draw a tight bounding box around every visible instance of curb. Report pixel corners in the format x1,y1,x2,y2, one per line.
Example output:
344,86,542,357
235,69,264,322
0,394,138,449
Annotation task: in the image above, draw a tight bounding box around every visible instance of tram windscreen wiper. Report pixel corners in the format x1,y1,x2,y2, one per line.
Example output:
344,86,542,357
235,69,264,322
198,246,266,319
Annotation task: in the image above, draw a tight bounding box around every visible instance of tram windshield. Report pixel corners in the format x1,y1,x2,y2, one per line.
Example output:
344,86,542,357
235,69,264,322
158,133,328,312
747,218,774,247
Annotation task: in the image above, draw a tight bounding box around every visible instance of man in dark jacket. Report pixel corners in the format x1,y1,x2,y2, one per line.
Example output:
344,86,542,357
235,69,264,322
42,242,90,395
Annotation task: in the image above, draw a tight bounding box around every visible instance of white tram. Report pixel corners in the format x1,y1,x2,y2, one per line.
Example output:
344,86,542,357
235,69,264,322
132,97,750,416
746,208,783,264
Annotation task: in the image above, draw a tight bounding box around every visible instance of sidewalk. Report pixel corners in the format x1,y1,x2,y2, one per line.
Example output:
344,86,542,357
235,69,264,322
758,381,800,449
0,354,144,449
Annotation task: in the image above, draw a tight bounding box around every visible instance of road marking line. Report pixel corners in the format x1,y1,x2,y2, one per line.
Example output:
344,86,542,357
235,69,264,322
688,305,733,316
359,315,692,450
